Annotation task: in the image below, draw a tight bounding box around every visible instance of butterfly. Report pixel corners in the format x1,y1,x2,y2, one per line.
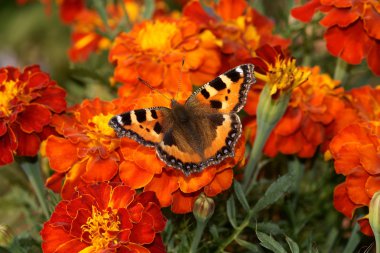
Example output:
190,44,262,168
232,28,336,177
109,64,255,176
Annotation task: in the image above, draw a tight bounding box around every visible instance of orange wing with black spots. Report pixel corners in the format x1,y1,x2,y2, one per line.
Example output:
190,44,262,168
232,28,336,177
108,107,170,147
187,64,255,113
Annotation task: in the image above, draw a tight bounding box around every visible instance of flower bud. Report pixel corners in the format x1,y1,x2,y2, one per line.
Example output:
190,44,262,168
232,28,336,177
369,191,380,235
193,193,215,222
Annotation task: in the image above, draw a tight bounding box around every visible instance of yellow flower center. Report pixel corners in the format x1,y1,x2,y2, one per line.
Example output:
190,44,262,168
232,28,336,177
0,80,21,116
136,21,179,51
88,113,115,136
81,206,120,251
256,57,310,97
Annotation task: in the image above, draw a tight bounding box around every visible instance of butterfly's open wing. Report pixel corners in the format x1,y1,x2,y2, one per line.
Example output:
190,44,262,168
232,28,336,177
186,64,255,113
108,107,170,147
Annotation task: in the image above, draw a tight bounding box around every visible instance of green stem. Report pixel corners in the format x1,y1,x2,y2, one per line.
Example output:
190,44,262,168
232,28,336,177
189,219,208,253
333,57,348,82
342,222,360,253
217,210,253,252
20,161,50,220
243,120,273,193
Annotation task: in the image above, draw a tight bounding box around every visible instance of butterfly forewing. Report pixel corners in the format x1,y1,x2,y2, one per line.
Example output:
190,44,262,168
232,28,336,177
109,107,170,147
187,64,255,113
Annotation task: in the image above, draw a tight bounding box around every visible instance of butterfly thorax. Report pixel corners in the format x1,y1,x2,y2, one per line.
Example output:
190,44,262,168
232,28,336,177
170,99,190,123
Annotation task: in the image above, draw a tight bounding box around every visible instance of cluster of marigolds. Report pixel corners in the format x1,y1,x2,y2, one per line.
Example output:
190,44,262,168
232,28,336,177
1,0,380,252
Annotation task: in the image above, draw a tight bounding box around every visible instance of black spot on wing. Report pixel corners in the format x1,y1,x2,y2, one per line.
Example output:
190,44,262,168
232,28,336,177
225,68,242,82
134,109,146,123
151,110,158,119
209,77,226,91
201,89,210,99
153,122,162,134
210,100,223,109
120,113,131,125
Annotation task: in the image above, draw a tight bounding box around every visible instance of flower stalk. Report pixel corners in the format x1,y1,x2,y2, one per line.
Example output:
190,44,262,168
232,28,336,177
243,84,291,193
190,193,215,253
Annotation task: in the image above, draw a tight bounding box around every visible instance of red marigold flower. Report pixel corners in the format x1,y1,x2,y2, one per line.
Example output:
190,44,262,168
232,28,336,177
44,98,125,198
109,17,221,97
0,65,66,166
41,182,166,253
116,92,246,213
184,0,290,70
330,121,380,236
291,0,380,75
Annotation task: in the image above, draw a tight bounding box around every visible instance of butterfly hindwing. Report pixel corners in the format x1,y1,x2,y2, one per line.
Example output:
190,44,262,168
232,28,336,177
109,107,169,147
187,64,255,113
155,113,242,175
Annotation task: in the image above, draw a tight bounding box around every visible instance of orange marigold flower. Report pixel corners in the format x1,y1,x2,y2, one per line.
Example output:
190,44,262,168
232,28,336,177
44,98,124,198
292,0,380,75
184,0,290,70
41,182,166,253
116,92,246,213
330,121,380,236
245,45,352,158
0,65,66,166
68,0,146,62
109,17,221,97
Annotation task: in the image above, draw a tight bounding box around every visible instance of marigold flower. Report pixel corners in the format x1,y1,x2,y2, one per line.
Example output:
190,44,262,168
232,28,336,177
330,121,380,236
0,65,66,166
68,0,147,62
184,0,290,70
116,92,246,213
41,182,166,253
109,17,221,98
246,64,351,158
44,98,124,198
291,0,380,75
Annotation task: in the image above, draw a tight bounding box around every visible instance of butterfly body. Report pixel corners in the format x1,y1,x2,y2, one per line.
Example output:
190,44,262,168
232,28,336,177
109,64,255,176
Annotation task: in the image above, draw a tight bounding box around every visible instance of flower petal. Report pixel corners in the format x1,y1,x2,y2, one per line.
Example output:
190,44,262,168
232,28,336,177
204,168,233,197
46,136,78,173
119,160,155,189
333,182,358,218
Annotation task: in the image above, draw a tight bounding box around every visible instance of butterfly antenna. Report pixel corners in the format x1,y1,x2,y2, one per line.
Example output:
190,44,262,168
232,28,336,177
175,57,185,101
137,77,171,101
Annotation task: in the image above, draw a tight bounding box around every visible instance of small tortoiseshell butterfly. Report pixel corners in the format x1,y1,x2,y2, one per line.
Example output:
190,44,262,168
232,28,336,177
109,64,255,176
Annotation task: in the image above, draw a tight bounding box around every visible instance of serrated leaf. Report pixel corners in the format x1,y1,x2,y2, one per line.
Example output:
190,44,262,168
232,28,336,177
286,236,299,253
233,181,250,211
226,196,237,228
235,238,261,252
252,169,295,214
256,231,286,253
254,222,283,235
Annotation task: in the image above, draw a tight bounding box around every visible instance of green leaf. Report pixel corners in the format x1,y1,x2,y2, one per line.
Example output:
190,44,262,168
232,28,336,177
226,196,237,228
209,225,219,240
235,238,261,252
233,181,250,211
256,231,287,253
254,222,283,235
286,236,300,253
252,169,295,214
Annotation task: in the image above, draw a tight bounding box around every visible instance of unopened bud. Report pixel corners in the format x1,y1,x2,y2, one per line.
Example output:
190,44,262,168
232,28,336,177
193,193,215,222
369,191,380,235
